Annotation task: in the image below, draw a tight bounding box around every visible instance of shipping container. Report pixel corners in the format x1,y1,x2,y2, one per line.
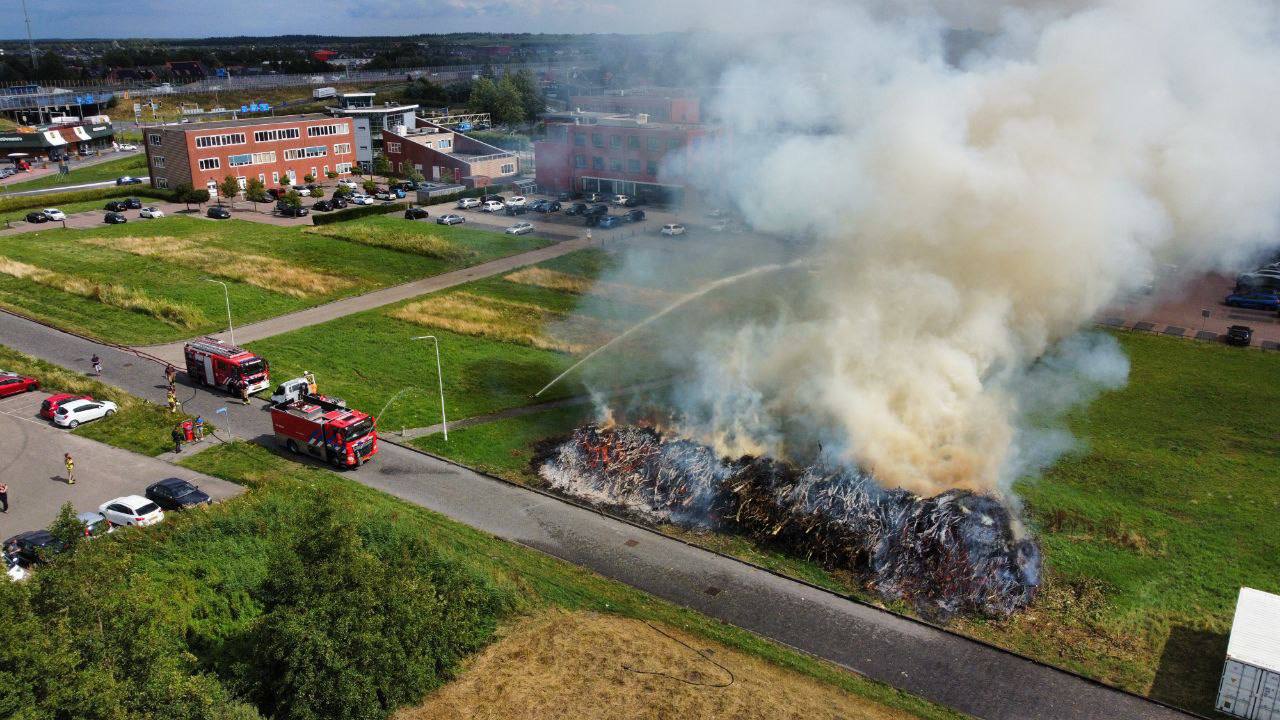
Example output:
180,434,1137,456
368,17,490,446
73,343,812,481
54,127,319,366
1217,588,1280,719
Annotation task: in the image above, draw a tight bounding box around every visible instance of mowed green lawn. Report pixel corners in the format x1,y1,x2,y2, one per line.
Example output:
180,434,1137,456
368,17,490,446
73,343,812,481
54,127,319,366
1,153,149,191
0,215,550,345
246,249,675,432
406,330,1280,715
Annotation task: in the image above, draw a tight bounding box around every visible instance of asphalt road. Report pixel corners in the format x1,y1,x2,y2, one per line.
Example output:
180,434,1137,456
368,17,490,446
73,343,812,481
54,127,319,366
0,309,1196,720
0,390,243,540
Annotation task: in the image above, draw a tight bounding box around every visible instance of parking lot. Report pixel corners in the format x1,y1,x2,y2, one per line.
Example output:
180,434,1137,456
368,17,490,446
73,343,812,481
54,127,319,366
0,390,244,541
1100,272,1280,347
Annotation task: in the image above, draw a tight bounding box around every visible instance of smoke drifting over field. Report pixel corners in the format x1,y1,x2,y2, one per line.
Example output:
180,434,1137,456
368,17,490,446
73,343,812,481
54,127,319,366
585,0,1280,498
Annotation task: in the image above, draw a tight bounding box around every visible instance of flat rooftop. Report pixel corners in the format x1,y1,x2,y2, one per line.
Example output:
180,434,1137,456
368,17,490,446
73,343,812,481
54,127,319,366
157,113,332,131
542,109,701,130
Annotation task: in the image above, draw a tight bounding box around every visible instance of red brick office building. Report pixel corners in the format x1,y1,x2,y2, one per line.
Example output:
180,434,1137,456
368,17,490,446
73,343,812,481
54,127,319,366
533,108,724,205
143,114,356,197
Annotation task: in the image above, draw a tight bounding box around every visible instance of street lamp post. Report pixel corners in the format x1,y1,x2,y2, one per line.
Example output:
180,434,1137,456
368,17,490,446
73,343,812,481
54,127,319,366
411,335,448,441
204,279,235,345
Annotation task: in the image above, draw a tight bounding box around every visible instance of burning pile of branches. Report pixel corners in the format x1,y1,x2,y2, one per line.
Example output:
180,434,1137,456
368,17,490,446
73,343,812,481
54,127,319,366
535,425,1041,618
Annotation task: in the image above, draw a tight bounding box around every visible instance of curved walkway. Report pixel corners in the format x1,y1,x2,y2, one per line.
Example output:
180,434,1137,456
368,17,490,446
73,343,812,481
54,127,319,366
0,309,1197,720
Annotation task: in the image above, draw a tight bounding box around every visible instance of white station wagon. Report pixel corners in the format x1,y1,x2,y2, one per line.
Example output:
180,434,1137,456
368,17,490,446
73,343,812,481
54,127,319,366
52,398,118,428
99,495,164,527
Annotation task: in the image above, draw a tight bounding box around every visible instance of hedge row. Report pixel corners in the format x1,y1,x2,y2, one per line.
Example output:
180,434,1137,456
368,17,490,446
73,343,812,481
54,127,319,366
0,186,175,214
310,202,408,225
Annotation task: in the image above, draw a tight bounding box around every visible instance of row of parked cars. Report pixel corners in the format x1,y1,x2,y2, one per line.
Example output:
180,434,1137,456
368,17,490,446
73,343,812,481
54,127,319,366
4,479,211,580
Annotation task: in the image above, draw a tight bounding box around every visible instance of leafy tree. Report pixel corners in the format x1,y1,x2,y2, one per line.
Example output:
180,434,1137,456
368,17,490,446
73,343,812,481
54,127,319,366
309,186,325,199
281,190,302,210
362,179,379,195
508,69,545,121
468,77,498,117
247,497,503,720
303,173,316,184
189,188,211,207
438,166,455,185
326,170,338,179
245,178,269,211
406,167,425,185
174,182,197,210
493,75,526,125
371,154,391,183
47,502,86,553
218,176,240,205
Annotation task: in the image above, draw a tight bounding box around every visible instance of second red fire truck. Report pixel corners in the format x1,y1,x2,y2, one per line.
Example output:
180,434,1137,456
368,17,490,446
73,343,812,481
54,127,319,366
184,337,271,396
270,393,378,468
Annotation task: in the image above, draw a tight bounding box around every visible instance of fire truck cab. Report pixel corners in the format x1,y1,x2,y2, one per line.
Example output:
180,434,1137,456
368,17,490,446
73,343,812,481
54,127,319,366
183,338,270,396
271,393,378,469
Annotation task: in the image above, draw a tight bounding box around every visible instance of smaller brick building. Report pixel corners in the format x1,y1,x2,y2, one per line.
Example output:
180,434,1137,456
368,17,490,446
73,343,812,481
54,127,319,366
143,113,356,197
381,122,518,187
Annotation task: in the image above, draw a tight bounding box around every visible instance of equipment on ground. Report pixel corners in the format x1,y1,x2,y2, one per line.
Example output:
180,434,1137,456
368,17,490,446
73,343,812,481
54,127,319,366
271,392,378,469
183,337,271,396
1218,587,1280,720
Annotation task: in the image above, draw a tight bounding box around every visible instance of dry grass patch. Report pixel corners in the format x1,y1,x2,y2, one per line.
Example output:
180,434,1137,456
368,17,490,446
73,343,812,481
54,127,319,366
503,266,675,307
85,235,353,298
0,255,205,329
390,291,613,353
306,225,475,262
398,609,917,720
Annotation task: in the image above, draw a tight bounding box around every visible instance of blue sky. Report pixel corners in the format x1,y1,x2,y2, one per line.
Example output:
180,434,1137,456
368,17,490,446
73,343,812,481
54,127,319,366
0,0,670,40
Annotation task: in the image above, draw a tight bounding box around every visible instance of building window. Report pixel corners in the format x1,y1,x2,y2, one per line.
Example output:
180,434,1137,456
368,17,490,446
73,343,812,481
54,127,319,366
198,158,220,171
334,162,352,173
628,136,641,149
386,141,401,154
332,143,351,154
251,151,277,164
592,156,604,170
574,154,587,168
272,171,280,184
647,137,659,152
155,177,168,189
646,161,658,176
591,133,603,148
253,128,301,142
610,135,622,149
573,133,585,147
237,176,247,189
323,165,329,175
151,155,165,169
438,139,451,149
500,163,514,174
283,148,304,161
609,159,623,172
148,133,162,146
258,173,266,183
228,153,253,167
304,145,327,158
194,132,246,148
307,122,349,137
628,159,641,173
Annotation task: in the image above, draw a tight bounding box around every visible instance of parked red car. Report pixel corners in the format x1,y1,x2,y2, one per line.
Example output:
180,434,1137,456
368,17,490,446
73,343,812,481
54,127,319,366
0,372,38,398
39,392,93,420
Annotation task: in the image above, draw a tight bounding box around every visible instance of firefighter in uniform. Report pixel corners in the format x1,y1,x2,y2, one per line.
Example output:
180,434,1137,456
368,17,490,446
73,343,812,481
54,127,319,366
167,388,179,413
64,453,75,484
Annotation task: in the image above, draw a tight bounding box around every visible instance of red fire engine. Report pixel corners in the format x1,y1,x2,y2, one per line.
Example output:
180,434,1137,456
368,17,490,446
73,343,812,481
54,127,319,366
271,393,378,468
184,337,271,395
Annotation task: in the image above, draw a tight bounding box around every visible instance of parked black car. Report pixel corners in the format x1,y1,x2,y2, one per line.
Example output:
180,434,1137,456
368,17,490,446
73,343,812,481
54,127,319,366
1226,325,1253,346
480,194,506,204
115,176,143,185
103,212,127,224
279,205,309,217
124,197,143,209
585,203,609,217
24,211,48,223
404,207,430,220
206,206,231,219
503,204,528,216
565,202,589,216
533,200,562,213
4,530,64,567
556,191,576,202
312,200,334,212
330,196,349,209
104,200,129,212
626,209,646,222
145,478,211,510
395,180,419,191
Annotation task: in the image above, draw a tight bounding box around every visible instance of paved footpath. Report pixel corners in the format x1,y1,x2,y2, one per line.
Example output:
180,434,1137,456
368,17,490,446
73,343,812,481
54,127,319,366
0,309,1195,720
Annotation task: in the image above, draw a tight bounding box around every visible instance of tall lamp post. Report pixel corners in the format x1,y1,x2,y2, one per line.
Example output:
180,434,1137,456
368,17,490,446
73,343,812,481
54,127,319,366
204,279,235,345
412,335,448,441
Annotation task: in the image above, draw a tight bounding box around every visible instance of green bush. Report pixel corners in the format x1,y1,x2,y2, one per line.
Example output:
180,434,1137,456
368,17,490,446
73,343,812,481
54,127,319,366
310,202,406,225
0,186,175,214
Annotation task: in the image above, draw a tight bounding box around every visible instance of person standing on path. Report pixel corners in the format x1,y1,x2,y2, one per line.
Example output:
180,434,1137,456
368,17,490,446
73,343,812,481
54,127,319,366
167,389,178,413
64,453,75,484
171,426,184,454
0,482,8,513
90,354,102,376
194,415,205,441
239,383,250,405
165,364,177,387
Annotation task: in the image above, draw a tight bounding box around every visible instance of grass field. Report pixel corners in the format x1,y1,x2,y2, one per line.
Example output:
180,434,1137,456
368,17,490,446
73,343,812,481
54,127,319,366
0,215,549,344
0,153,149,192
405,330,1280,716
246,249,674,432
180,441,961,720
0,197,136,225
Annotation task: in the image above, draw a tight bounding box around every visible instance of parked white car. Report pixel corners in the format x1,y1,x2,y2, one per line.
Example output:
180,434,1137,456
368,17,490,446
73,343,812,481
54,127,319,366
660,223,686,236
482,200,505,213
506,195,527,207
436,214,465,225
457,197,481,209
338,179,360,190
140,207,165,219
52,398,118,428
350,194,375,206
98,495,164,528
117,143,139,151
42,208,66,221
612,194,630,205
505,222,534,235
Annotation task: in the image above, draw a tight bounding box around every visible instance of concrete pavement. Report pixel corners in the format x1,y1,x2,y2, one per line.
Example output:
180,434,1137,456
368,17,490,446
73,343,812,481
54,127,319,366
0,389,243,539
0,309,1196,720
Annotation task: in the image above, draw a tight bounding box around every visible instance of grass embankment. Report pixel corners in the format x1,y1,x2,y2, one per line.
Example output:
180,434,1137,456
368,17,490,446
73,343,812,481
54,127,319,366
0,344,199,456
0,216,540,345
408,330,1280,716
0,185,173,223
0,153,149,192
247,249,669,432
179,441,960,720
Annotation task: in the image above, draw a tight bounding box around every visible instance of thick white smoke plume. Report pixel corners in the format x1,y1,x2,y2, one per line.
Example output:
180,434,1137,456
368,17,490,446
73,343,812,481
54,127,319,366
600,0,1280,497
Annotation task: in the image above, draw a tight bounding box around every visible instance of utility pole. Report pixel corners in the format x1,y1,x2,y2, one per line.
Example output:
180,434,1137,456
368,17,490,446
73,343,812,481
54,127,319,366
20,0,37,72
